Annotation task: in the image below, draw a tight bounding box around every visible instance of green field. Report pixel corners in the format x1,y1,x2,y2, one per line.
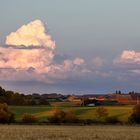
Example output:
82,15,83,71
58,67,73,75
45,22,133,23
10,104,134,122
0,125,139,140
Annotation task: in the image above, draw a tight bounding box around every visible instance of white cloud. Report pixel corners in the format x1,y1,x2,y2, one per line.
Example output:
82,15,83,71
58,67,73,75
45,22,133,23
114,50,140,64
6,20,55,49
0,47,54,74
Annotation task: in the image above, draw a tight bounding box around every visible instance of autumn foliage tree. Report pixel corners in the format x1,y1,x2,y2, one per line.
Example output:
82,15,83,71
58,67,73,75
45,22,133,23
48,108,79,123
129,104,140,124
0,103,15,123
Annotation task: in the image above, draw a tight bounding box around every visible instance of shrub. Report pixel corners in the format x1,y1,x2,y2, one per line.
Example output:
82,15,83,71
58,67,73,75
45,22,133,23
128,104,140,124
22,113,38,123
48,108,79,123
48,109,65,123
95,106,108,118
105,116,120,124
64,110,79,123
0,103,15,123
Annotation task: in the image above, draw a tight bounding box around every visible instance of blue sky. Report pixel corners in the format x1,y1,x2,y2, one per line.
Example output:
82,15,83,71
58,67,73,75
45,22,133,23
0,0,140,94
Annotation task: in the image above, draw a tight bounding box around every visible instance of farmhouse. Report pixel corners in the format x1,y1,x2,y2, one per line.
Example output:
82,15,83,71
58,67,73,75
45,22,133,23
68,95,81,102
96,96,106,101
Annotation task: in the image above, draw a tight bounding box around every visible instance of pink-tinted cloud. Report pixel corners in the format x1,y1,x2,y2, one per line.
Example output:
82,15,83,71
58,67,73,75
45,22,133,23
6,20,55,49
114,50,140,64
0,47,54,74
73,58,85,65
92,57,104,67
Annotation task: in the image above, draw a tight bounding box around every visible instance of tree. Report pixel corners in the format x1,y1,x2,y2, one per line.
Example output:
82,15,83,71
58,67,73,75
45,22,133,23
129,104,140,123
115,90,121,94
49,108,66,123
0,86,5,96
39,98,50,105
48,108,79,123
95,106,108,118
64,110,79,123
0,103,15,123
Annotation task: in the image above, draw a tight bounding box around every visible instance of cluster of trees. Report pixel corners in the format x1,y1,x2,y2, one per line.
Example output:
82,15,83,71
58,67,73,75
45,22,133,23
115,90,140,95
0,86,50,105
94,105,140,124
48,108,79,123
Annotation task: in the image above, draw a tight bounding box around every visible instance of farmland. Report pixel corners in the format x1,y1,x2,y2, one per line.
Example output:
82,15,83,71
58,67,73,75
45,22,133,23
10,104,133,122
0,125,139,140
1,105,140,140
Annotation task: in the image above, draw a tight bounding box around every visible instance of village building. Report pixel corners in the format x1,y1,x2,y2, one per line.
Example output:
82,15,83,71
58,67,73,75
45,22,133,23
68,95,81,102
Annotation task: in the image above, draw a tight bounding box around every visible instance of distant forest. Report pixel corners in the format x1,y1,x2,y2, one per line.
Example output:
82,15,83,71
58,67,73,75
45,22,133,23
0,86,51,106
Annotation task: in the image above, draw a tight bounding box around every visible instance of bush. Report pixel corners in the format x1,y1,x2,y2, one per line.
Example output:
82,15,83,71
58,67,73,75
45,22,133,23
51,108,66,123
64,110,79,123
48,108,79,123
95,106,108,118
105,116,120,124
128,105,140,124
22,113,38,123
0,103,15,123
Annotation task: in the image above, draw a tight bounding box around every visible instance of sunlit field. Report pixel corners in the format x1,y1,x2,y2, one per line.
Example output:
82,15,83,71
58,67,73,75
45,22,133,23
0,125,139,140
10,105,133,122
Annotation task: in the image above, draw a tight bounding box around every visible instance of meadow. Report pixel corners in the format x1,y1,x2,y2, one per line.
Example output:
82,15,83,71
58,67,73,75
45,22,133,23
10,104,133,122
0,125,139,140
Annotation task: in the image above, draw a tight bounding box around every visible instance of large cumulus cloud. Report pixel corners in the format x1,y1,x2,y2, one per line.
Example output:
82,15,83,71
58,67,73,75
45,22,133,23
0,20,86,83
6,20,55,49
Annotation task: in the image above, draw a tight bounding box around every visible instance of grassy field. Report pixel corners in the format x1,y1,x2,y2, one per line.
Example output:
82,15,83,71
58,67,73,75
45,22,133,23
0,125,139,140
10,106,52,121
10,104,133,122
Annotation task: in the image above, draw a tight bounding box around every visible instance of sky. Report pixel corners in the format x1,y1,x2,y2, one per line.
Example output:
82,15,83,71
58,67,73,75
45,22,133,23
0,0,140,94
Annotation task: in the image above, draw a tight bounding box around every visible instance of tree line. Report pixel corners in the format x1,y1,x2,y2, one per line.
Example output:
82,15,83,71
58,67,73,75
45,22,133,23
0,86,50,106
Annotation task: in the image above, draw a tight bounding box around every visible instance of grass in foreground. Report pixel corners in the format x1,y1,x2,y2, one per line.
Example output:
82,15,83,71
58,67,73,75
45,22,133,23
0,125,139,140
